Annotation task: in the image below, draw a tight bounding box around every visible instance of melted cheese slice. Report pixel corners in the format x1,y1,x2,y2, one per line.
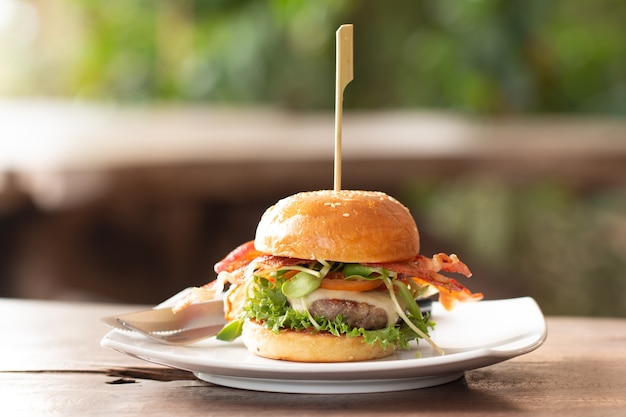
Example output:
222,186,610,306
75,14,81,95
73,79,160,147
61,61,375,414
288,288,399,327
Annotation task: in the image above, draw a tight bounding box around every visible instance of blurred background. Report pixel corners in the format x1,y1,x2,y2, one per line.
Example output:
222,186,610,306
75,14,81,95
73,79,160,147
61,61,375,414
0,0,625,316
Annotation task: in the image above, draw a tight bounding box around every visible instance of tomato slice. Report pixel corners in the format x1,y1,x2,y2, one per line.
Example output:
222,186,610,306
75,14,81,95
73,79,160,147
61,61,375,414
320,272,383,292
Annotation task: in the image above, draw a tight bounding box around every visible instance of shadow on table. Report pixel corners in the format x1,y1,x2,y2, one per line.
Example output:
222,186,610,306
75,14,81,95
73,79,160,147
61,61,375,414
184,375,518,414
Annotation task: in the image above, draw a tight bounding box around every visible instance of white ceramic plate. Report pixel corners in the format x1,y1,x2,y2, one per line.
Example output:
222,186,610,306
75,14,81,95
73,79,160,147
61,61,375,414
101,297,546,394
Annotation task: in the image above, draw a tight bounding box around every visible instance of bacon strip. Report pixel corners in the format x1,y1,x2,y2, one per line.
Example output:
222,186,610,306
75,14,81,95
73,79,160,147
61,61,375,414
416,253,472,277
214,241,263,273
254,255,315,271
213,240,482,312
214,240,315,275
366,254,483,310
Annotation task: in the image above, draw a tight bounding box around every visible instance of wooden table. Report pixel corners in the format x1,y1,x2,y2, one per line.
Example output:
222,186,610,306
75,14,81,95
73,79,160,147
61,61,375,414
1,297,625,416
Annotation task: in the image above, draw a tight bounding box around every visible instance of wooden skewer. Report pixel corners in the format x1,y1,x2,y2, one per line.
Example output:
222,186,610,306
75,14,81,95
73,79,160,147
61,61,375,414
333,24,354,192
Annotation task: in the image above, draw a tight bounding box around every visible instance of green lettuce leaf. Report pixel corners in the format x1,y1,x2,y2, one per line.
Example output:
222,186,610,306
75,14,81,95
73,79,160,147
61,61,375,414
241,274,435,351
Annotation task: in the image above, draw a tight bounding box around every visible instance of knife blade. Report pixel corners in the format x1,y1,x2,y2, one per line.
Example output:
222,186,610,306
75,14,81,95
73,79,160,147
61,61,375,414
101,299,226,333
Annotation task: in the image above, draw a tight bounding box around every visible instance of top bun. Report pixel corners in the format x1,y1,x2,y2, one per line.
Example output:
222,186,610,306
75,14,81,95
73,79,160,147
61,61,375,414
254,190,419,263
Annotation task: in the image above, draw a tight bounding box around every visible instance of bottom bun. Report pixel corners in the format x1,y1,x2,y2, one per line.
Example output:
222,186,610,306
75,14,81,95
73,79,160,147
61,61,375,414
242,320,396,362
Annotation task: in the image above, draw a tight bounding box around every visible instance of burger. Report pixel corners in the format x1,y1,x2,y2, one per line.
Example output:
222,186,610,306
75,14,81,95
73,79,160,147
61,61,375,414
176,189,482,362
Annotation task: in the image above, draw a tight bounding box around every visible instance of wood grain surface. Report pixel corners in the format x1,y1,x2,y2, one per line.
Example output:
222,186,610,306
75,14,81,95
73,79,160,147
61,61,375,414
1,298,625,417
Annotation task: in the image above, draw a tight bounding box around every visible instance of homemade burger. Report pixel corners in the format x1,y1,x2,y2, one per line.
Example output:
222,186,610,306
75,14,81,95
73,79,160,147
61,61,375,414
176,189,482,362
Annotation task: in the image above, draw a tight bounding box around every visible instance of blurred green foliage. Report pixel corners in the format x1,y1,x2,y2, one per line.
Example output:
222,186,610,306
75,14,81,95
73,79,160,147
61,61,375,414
405,180,626,317
1,0,625,115
1,1,624,315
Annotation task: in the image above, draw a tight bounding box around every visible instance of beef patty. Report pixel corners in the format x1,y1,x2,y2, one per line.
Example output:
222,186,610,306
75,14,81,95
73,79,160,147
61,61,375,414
309,299,388,330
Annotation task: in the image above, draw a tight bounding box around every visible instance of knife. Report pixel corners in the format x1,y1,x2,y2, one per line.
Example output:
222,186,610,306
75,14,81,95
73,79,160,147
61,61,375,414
101,299,226,333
